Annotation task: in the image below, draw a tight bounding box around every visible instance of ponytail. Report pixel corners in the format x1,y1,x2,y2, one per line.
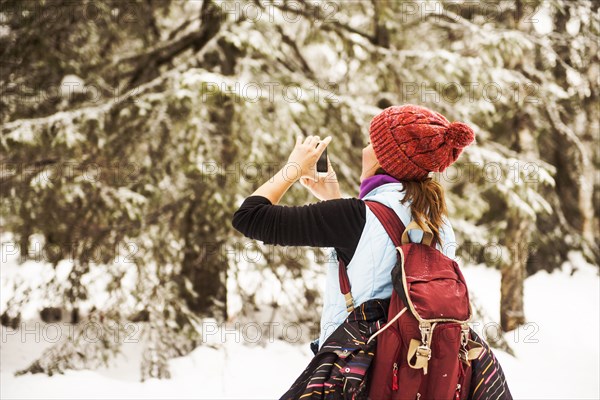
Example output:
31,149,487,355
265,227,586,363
375,168,448,245
400,178,448,246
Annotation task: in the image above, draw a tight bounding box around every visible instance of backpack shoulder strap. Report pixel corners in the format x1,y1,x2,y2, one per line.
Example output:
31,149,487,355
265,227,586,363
364,200,406,247
366,200,439,248
338,200,409,312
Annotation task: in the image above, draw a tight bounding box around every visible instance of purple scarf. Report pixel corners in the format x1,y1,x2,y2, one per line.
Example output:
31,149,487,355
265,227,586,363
358,174,401,199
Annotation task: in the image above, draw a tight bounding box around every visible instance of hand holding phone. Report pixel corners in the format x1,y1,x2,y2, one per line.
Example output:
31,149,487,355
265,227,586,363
316,147,328,173
301,144,340,200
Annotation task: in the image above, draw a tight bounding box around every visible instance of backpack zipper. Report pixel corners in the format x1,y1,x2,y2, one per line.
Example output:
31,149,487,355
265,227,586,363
455,383,461,400
387,326,402,392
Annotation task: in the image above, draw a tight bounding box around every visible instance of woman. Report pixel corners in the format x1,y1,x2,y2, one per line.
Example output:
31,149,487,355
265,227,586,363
232,105,511,399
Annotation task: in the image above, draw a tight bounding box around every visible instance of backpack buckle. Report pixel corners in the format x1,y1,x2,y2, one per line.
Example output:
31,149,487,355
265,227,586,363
408,338,432,375
411,322,434,375
460,324,470,348
416,344,432,360
344,292,355,313
459,348,470,366
419,322,431,345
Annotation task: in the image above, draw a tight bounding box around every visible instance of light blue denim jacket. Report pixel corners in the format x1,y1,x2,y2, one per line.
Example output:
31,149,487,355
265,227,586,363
317,182,457,349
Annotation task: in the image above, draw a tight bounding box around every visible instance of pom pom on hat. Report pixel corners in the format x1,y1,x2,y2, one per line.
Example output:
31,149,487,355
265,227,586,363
446,121,475,149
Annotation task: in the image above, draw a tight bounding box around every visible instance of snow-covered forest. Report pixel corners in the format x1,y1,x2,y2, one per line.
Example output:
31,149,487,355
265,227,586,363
1,0,599,398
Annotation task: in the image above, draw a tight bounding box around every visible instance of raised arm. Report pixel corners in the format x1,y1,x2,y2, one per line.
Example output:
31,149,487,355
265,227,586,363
231,195,365,251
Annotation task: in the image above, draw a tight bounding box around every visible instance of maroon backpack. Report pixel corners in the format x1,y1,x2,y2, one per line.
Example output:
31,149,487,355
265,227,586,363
338,201,483,400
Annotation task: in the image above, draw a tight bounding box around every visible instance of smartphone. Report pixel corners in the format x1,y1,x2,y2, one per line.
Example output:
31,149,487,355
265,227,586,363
316,147,328,173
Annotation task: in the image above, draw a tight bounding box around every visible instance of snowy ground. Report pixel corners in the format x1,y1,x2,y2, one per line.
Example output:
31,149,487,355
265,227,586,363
1,251,599,399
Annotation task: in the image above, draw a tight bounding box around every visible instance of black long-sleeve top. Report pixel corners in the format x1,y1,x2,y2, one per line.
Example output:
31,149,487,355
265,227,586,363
231,196,366,265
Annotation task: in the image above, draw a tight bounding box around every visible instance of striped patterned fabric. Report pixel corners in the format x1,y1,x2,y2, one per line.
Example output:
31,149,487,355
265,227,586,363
280,298,513,400
468,330,513,400
279,298,390,399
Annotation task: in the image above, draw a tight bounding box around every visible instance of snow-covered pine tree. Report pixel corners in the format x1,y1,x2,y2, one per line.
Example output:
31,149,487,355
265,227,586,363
1,0,598,379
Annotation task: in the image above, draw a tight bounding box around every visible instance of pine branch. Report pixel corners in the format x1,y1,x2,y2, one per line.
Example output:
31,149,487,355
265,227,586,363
126,0,224,90
275,25,315,79
544,103,588,168
267,1,377,44
15,311,123,377
0,158,58,186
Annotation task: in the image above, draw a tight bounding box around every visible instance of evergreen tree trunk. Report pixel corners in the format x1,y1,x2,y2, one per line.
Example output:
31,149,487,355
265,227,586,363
177,33,240,321
499,112,536,332
500,211,531,331
179,195,228,321
548,4,596,245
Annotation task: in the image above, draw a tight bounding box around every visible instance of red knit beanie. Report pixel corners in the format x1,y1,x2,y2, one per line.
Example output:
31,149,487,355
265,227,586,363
369,104,475,181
